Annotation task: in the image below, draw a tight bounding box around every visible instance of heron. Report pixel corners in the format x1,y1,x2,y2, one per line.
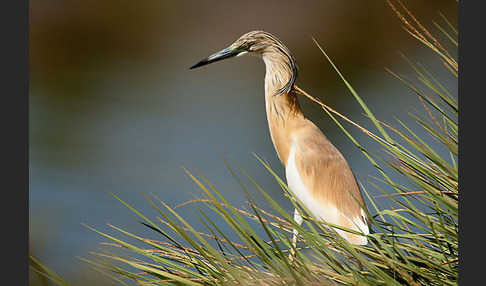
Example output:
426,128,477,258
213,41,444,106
190,31,369,249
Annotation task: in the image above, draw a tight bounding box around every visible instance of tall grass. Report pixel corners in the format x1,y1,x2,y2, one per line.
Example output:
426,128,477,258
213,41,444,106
31,1,458,285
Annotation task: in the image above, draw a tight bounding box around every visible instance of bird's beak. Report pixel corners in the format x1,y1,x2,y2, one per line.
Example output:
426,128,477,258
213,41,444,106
190,47,246,69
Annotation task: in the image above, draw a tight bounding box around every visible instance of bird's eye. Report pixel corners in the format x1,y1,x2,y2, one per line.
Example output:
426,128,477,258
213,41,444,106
239,42,252,51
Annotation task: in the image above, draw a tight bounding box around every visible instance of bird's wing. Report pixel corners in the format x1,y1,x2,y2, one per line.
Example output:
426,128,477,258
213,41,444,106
287,120,369,244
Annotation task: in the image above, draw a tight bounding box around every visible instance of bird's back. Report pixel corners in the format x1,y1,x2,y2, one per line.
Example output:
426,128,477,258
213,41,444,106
285,118,369,245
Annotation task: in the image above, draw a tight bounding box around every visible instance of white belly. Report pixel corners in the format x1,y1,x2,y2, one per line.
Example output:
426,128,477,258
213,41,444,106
285,144,368,245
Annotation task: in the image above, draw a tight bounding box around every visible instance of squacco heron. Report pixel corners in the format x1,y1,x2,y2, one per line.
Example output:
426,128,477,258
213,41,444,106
190,31,369,247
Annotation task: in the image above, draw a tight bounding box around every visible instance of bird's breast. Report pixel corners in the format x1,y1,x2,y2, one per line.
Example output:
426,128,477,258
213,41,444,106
285,144,330,222
285,143,369,245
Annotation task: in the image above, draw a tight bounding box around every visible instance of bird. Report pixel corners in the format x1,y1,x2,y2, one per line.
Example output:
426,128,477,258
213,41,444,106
190,31,369,247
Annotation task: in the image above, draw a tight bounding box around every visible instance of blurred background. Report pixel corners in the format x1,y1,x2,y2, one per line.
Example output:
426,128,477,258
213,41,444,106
29,0,457,284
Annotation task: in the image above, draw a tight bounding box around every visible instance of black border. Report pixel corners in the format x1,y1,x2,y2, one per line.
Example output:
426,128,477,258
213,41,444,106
2,0,29,284
459,0,479,284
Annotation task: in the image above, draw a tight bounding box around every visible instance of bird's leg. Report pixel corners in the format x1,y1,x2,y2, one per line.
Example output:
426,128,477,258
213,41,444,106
289,207,303,261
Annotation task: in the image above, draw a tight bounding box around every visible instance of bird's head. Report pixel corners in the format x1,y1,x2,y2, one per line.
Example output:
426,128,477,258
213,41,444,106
190,30,297,95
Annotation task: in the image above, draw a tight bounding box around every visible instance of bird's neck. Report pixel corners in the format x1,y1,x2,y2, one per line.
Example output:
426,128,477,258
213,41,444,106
264,60,304,166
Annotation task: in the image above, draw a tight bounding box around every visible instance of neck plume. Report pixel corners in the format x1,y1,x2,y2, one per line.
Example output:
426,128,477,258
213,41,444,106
262,46,298,96
262,46,302,120
262,49,303,164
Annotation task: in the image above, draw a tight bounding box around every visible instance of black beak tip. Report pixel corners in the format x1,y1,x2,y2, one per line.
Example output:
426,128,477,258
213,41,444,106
189,60,207,70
